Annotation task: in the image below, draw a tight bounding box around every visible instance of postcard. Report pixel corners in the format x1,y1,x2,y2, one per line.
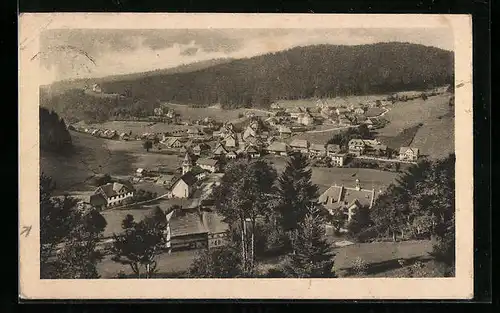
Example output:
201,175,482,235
19,13,473,299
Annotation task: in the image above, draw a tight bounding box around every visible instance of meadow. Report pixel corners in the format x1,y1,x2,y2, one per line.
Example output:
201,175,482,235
276,94,388,110
161,103,270,122
374,93,454,159
40,131,184,193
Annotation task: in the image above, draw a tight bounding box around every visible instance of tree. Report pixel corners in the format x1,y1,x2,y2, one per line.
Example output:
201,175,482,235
346,205,372,236
212,159,277,275
143,140,153,152
329,209,347,234
111,207,167,278
282,207,337,278
276,152,319,233
189,245,243,278
40,173,107,279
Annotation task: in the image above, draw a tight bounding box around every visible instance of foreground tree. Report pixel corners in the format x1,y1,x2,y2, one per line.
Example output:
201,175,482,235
189,244,243,278
282,207,337,278
40,173,107,279
212,159,277,275
276,152,319,232
111,207,167,278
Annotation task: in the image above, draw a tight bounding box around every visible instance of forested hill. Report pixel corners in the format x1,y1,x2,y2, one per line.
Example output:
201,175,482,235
40,107,72,153
98,42,453,109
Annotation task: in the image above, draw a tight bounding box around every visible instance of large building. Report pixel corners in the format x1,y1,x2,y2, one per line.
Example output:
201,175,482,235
90,182,135,209
318,179,378,225
399,147,420,162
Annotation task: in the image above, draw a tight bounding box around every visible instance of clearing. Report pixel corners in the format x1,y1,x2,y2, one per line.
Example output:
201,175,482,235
41,131,183,193
374,93,454,159
333,240,443,277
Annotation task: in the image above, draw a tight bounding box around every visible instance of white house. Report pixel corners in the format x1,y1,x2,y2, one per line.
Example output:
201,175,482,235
90,182,134,209
348,139,366,156
171,172,197,198
399,147,419,161
196,158,220,173
330,153,347,167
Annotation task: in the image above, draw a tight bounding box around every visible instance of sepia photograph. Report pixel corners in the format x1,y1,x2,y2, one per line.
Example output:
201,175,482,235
19,13,473,299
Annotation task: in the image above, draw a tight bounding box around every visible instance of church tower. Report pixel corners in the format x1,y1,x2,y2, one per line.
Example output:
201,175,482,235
182,152,192,175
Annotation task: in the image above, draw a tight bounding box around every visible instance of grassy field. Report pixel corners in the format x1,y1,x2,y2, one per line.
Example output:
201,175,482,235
277,95,387,109
333,240,443,277
377,124,422,151
161,103,270,122
264,155,399,194
40,131,183,193
374,93,454,159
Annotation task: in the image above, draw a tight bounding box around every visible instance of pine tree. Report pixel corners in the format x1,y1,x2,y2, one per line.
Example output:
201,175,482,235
282,207,337,278
276,152,319,232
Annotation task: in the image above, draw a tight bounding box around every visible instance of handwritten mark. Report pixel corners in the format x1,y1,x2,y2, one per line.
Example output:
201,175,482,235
20,225,32,237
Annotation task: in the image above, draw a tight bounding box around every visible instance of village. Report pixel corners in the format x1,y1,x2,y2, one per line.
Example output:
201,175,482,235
53,83,454,278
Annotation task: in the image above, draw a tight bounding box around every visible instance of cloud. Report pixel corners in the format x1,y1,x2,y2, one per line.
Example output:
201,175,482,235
38,28,453,85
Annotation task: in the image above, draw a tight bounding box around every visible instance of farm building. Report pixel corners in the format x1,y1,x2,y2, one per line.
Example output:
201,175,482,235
244,145,261,159
348,139,366,156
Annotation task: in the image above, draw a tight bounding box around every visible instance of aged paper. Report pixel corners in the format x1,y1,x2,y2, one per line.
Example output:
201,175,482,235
19,13,473,299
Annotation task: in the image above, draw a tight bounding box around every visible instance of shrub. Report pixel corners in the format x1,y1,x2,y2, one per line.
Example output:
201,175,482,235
351,257,368,276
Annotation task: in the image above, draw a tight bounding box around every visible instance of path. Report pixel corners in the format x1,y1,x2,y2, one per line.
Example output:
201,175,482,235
103,191,172,211
354,155,417,165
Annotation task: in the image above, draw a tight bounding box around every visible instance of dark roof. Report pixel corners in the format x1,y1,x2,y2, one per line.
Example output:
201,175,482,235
179,172,197,186
319,185,376,211
89,194,107,207
190,165,207,176
202,212,229,234
169,212,208,237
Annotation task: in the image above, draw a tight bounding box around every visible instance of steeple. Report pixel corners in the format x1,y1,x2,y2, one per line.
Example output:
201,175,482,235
182,152,192,175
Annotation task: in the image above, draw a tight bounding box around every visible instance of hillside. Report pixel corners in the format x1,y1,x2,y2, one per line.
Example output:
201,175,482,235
100,43,453,108
41,42,453,121
41,58,233,96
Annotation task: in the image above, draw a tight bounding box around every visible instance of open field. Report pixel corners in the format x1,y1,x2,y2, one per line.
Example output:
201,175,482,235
333,240,442,277
276,95,388,110
162,103,270,122
374,93,454,158
97,249,199,278
41,131,183,193
264,155,400,194
378,124,422,151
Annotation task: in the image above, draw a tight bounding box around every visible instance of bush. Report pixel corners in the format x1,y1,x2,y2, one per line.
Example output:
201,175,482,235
351,257,368,276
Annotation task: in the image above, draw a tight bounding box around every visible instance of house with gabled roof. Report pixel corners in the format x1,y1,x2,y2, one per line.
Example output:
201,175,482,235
309,143,327,157
289,139,310,154
399,147,419,162
318,179,378,226
90,182,135,209
279,126,292,139
348,139,366,156
170,172,198,199
196,158,220,173
266,141,290,156
213,142,228,156
244,145,261,158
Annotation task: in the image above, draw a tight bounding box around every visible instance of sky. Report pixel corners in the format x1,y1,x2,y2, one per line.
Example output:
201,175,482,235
38,28,454,85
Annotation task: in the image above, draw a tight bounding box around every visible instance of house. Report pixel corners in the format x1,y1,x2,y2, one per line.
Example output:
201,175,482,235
309,143,327,157
91,182,135,208
361,139,387,157
364,119,374,128
196,158,220,173
348,139,366,156
187,128,203,138
266,141,290,156
336,108,350,115
330,153,347,167
399,147,420,162
318,179,377,225
224,134,238,148
287,107,304,118
326,144,341,156
226,151,237,159
279,126,292,139
192,143,210,156
244,145,261,158
297,112,314,126
119,132,130,141
213,142,228,156
289,139,309,154
243,124,258,140
92,83,102,93
338,116,352,126
136,168,146,177
163,137,185,149
354,107,365,114
171,172,198,198
165,209,229,252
